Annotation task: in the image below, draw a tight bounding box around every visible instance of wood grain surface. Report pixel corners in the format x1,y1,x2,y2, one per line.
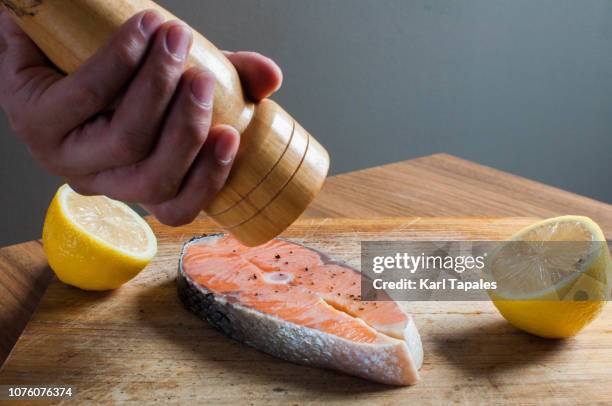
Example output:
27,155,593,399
1,153,610,370
7,216,612,405
0,242,52,366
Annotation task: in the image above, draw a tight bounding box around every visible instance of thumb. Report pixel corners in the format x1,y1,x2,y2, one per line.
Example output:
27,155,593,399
0,10,62,103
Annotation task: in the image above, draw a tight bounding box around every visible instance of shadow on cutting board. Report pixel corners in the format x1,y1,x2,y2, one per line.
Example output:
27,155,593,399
430,319,569,377
135,281,403,397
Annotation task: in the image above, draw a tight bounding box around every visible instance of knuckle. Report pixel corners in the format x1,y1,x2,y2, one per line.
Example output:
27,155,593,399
148,66,179,97
139,179,178,205
183,117,210,144
22,144,68,177
189,99,213,125
38,158,67,177
180,105,213,140
111,130,151,164
156,207,196,227
4,101,59,156
5,107,26,134
130,168,181,205
6,108,38,144
73,85,106,113
112,35,144,71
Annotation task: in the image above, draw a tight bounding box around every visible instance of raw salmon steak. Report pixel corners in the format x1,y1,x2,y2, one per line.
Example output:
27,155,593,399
177,235,423,385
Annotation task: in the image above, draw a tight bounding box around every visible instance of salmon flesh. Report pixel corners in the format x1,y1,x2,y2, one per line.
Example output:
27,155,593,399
178,235,423,385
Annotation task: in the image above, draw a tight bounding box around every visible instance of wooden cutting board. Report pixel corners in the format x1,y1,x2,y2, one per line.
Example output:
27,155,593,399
1,217,610,404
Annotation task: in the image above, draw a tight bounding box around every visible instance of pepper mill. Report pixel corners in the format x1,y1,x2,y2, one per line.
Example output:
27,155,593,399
2,0,330,246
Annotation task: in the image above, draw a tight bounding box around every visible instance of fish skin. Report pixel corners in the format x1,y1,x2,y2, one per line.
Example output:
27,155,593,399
177,234,423,385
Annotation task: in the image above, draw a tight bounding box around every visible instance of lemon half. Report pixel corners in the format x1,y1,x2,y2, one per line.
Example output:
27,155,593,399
489,216,611,338
42,184,157,291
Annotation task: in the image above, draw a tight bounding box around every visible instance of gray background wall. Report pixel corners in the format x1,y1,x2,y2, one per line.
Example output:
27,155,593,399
1,0,611,246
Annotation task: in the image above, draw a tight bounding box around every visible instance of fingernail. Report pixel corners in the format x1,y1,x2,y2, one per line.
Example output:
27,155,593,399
165,23,192,61
215,128,239,166
139,11,162,37
191,71,215,108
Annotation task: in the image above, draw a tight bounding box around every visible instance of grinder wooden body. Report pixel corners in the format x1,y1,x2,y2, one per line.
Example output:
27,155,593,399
2,0,329,246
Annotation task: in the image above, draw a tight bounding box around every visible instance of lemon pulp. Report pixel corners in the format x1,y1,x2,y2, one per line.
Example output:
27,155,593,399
64,190,153,257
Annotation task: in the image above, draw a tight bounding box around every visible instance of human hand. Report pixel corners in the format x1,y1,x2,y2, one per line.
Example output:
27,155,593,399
0,9,283,226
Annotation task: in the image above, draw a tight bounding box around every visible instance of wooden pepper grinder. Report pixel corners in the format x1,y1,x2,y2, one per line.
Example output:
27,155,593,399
2,0,330,246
